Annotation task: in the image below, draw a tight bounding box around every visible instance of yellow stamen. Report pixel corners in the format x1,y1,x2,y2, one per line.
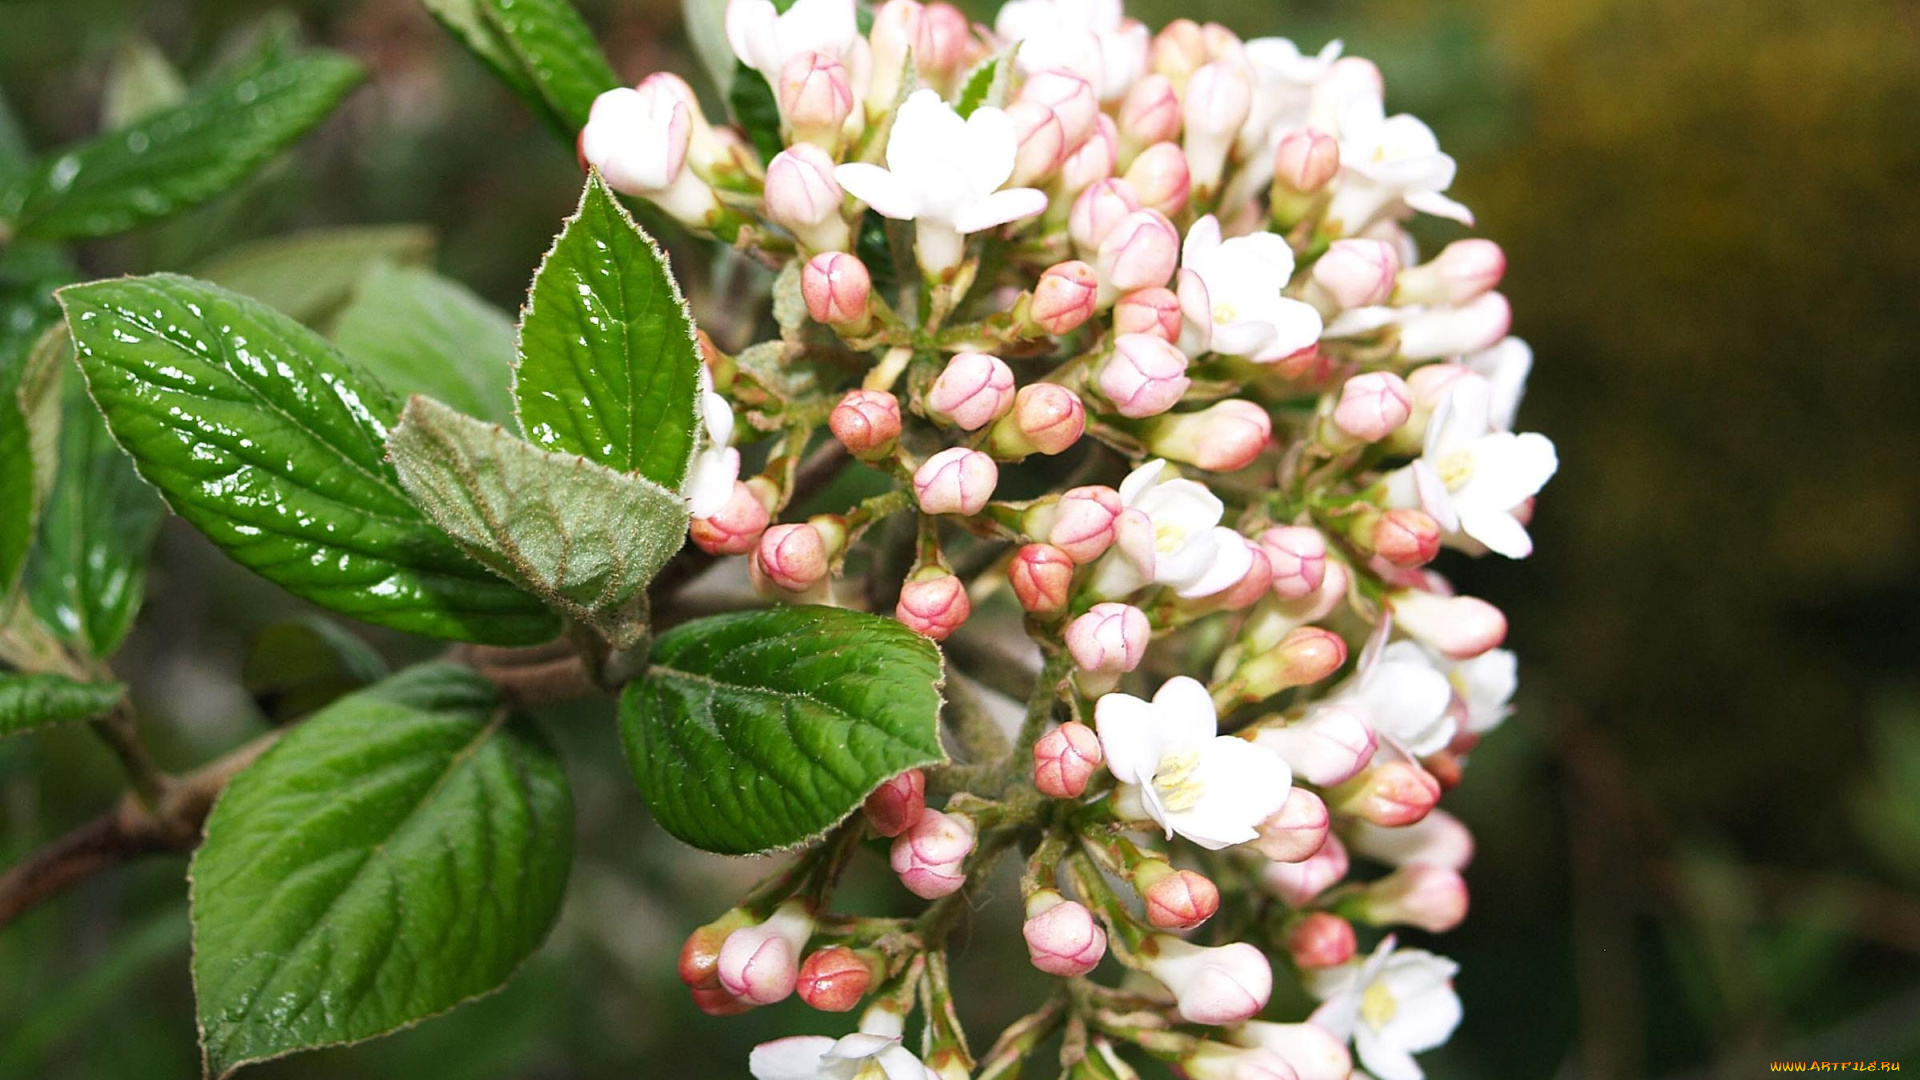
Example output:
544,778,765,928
1152,748,1204,813
1438,450,1474,493
1361,981,1399,1029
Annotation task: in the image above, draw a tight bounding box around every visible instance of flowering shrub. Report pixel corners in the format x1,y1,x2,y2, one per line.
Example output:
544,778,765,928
0,1,1555,1078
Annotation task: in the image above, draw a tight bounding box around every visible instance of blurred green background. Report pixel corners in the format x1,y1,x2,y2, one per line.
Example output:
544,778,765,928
2,0,1917,1076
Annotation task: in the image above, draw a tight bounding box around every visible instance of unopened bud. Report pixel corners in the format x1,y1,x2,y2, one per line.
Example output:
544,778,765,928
797,947,876,1012
1360,864,1469,933
829,388,902,460
1286,912,1357,969
927,352,1017,431
1212,546,1275,611
1331,371,1412,444
1097,333,1190,418
1033,721,1104,798
1331,761,1443,827
1138,863,1221,930
1066,602,1151,690
1006,100,1069,187
1273,128,1341,194
1147,400,1272,472
778,52,854,151
1151,19,1208,84
1311,239,1401,311
717,902,816,1006
1010,543,1076,614
803,252,874,332
1023,892,1108,976
1390,590,1508,659
1346,810,1475,870
1070,178,1141,256
1233,626,1349,704
1119,74,1183,148
680,909,755,989
1125,142,1192,215
1028,260,1099,335
1048,485,1123,563
1368,508,1442,568
1397,239,1507,307
1020,69,1100,150
1254,705,1377,788
1096,210,1181,300
1251,787,1331,863
896,568,971,640
915,3,973,85
1234,1022,1353,1080
864,769,928,838
913,448,999,515
1113,286,1183,342
1183,62,1253,192
690,480,773,555
756,522,832,592
1398,292,1512,361
890,809,976,898
765,144,851,252
1259,527,1329,600
1260,833,1349,906
1146,938,1272,1026
1057,115,1118,195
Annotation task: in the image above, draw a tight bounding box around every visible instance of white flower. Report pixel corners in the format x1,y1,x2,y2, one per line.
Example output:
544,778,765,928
1094,459,1254,599
686,368,740,519
1443,647,1516,734
1387,375,1558,559
1237,38,1344,157
1324,635,1455,758
835,90,1049,273
1308,939,1462,1080
1095,675,1292,850
727,0,860,85
994,0,1148,100
749,1032,938,1080
1462,337,1533,431
1178,216,1324,363
1327,91,1473,231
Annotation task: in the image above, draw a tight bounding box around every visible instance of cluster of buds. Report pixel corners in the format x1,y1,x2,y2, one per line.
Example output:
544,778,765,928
588,0,1558,1076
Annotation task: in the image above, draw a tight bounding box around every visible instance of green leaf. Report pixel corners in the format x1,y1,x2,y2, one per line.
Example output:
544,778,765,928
24,366,165,658
1,274,71,595
243,616,389,723
728,63,785,164
0,50,364,241
477,0,620,133
515,174,703,489
0,672,125,738
0,88,31,188
619,606,947,855
333,264,515,424
196,226,436,326
419,0,564,135
57,273,557,645
955,46,1019,119
191,664,572,1077
389,396,687,649
101,36,189,130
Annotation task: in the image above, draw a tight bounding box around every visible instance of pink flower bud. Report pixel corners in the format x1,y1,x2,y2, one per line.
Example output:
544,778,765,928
690,480,772,555
778,52,854,149
1286,913,1357,970
1113,286,1183,342
927,352,1017,431
1252,787,1331,863
1023,893,1108,976
916,3,974,82
1312,239,1401,310
1332,761,1443,827
1148,938,1273,1026
1118,74,1182,148
1398,292,1513,361
1332,372,1413,443
1006,100,1069,187
1096,210,1181,298
680,910,753,989
1349,811,1475,872
717,903,815,1006
1214,546,1275,611
1058,114,1119,194
1273,128,1341,194
995,382,1086,459
1390,590,1508,659
1362,864,1469,933
1066,602,1151,676
1148,400,1273,472
1239,626,1349,703
897,569,971,640
802,252,873,330
1141,866,1221,930
1183,62,1253,191
756,522,831,592
829,388,902,460
1048,485,1123,563
1372,509,1441,568
1097,333,1191,418
1033,721,1103,798
690,984,754,1016
1256,706,1377,788
890,809,976,899
1235,1023,1352,1080
1070,178,1141,255
1407,362,1474,411
765,145,851,253
1010,544,1076,614
1151,20,1208,83
797,947,875,1012
1124,142,1192,215
1397,239,1507,306
1260,834,1349,906
1259,527,1329,600
913,448,999,515
864,769,928,838
582,85,690,195
1019,69,1100,151
1029,261,1099,335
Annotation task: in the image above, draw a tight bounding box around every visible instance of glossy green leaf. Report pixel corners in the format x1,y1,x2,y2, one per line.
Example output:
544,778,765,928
58,274,557,645
243,616,389,723
728,63,784,163
24,368,165,658
515,174,703,489
333,264,515,424
191,664,572,1077
0,50,364,240
478,0,619,133
1,264,71,595
620,606,947,855
101,36,188,130
196,225,435,326
418,0,563,135
390,396,688,649
0,672,125,738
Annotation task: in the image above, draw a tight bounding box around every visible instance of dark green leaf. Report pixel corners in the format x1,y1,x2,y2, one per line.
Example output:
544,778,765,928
477,0,620,133
955,47,1018,119
620,606,947,855
0,672,125,738
0,50,364,240
192,664,572,1077
58,273,557,645
1,274,70,595
390,396,688,649
24,366,165,657
418,0,566,135
243,616,389,723
515,174,703,489
196,225,436,326
333,264,515,424
101,36,188,130
728,63,785,163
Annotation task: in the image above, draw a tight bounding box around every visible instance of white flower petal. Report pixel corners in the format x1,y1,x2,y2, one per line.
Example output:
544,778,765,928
749,1036,837,1080
1151,675,1221,744
834,163,918,220
1094,692,1162,786
1354,1027,1426,1080
1161,736,1292,849
1457,505,1532,559
1467,432,1558,511
952,187,1049,234
1175,528,1255,599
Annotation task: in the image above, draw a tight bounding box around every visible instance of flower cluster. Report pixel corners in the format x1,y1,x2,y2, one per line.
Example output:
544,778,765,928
583,0,1555,1076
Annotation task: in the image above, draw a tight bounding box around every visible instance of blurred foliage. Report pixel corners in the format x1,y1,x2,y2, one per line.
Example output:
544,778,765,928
1,0,1917,1076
